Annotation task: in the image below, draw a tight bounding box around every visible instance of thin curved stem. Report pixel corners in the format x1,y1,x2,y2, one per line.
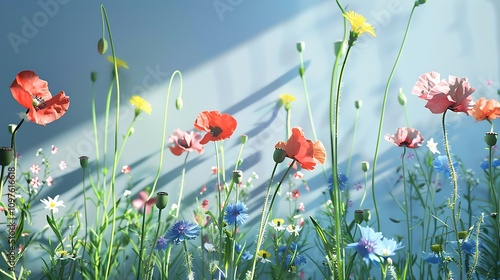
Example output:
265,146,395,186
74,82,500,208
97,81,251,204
401,147,413,278
370,4,417,232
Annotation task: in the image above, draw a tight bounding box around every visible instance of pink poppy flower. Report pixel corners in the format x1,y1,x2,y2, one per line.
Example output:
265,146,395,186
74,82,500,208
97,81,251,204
132,191,157,214
168,129,204,156
412,71,475,114
385,127,424,149
121,165,131,174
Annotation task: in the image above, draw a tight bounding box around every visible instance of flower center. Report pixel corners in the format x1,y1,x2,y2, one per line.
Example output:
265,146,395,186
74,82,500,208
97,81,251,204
209,126,223,137
32,96,47,111
359,238,375,253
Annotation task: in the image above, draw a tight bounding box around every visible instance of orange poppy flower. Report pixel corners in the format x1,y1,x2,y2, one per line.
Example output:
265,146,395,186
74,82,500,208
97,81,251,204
469,97,500,121
194,111,237,145
10,70,69,125
274,127,326,171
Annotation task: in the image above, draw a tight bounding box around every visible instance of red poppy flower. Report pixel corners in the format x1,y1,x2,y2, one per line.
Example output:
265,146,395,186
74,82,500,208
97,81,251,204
168,129,204,156
194,111,237,145
10,70,70,125
469,97,500,121
385,127,424,148
274,127,326,171
412,71,474,114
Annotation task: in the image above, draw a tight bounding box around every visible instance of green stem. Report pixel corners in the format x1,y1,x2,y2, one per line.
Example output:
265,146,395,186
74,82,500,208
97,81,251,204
149,70,184,200
329,1,348,278
370,4,417,231
81,165,89,277
137,203,150,280
101,5,121,278
214,142,224,274
145,209,163,279
175,152,190,218
401,147,413,278
330,38,352,280
285,108,291,140
299,50,318,143
346,106,360,177
183,240,193,280
441,110,463,279
249,162,279,279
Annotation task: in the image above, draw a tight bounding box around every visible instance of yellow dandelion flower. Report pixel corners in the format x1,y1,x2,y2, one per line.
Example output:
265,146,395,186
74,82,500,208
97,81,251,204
107,56,129,69
280,94,296,105
343,11,376,43
130,95,152,115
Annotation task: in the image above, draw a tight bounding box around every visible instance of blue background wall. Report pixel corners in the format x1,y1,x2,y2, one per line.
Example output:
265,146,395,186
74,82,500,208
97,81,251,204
1,0,499,277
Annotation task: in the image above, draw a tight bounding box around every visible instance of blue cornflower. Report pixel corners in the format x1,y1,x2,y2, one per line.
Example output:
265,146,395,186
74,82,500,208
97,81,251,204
285,254,307,266
155,236,168,251
164,220,200,244
433,155,458,178
375,238,404,258
328,172,349,191
234,243,253,260
450,238,478,255
346,225,383,265
422,252,444,265
480,158,500,170
224,201,249,226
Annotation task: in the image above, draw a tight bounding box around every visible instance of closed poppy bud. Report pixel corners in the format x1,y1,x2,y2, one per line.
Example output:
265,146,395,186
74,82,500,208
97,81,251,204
8,124,17,135
240,134,248,144
175,97,183,110
90,72,98,83
398,88,407,105
485,132,498,147
296,41,305,53
233,170,243,184
273,149,287,163
97,37,108,55
156,192,169,210
363,209,371,222
361,161,369,172
355,100,362,109
79,156,89,169
299,66,305,78
0,147,14,166
354,209,364,224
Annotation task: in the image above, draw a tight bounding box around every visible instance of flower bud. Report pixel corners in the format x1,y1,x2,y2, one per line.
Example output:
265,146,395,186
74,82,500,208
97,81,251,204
240,134,248,144
361,161,369,172
398,88,407,105
363,209,371,222
354,100,362,109
175,97,183,110
354,209,364,224
232,170,243,184
490,212,497,219
296,41,305,53
90,72,98,83
430,244,444,253
387,257,393,266
79,156,89,169
156,192,169,210
273,149,287,164
458,231,468,240
485,132,498,147
0,147,14,166
8,124,17,135
97,38,108,55
299,66,305,78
